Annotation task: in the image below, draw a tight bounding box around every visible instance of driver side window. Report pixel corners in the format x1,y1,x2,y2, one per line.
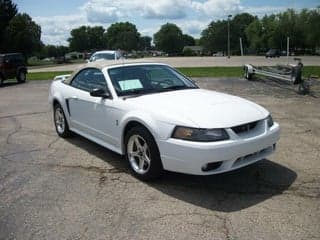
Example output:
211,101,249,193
70,68,107,92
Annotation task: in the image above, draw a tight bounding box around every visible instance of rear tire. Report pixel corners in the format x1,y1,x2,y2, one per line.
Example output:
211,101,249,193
0,75,3,86
53,103,72,138
125,126,163,181
17,71,26,83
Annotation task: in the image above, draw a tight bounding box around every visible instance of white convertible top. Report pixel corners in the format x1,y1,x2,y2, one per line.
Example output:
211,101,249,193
63,59,162,84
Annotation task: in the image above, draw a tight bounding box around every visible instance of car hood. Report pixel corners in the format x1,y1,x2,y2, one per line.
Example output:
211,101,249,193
125,89,269,128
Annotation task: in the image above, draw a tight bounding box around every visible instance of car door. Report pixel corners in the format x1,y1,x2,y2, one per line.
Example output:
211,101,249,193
3,55,15,78
68,68,117,146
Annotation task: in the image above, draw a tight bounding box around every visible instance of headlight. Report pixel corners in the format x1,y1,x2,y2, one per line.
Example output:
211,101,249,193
172,126,229,142
267,115,274,127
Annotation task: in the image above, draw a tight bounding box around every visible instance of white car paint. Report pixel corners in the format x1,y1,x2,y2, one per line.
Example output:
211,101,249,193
88,50,122,62
49,62,280,176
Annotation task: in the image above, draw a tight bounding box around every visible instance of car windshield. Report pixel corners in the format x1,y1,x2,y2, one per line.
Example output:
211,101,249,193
96,53,115,60
108,65,198,97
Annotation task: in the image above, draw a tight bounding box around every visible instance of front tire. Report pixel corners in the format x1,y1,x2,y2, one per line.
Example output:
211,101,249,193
0,75,3,86
17,71,26,83
53,103,72,138
125,126,163,181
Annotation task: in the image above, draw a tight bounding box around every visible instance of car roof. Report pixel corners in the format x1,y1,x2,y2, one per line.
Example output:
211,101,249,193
64,59,167,84
93,50,117,54
0,53,22,57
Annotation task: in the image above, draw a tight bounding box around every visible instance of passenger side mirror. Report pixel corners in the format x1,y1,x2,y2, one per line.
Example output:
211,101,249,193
90,88,111,99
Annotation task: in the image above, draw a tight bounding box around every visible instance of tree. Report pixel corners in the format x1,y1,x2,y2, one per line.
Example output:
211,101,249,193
68,26,106,52
40,45,69,58
245,19,264,52
4,13,42,57
200,20,227,54
139,36,152,51
304,7,320,51
153,23,184,55
0,0,18,50
201,13,255,55
87,26,106,50
230,13,255,53
182,34,195,46
105,22,140,51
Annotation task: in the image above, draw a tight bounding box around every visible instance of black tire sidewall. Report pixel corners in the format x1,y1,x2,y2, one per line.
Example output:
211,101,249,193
125,126,163,181
17,71,26,83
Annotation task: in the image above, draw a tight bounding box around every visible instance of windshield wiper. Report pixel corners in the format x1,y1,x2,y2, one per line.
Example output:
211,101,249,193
122,89,156,99
160,85,197,92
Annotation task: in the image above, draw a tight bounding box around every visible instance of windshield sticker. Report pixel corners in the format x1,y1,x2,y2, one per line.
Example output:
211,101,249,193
118,79,143,91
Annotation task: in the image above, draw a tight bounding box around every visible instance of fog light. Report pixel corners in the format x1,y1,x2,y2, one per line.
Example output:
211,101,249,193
201,161,223,172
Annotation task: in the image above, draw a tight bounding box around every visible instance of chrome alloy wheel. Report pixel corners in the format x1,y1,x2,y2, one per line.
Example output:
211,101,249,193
127,135,151,174
54,107,65,134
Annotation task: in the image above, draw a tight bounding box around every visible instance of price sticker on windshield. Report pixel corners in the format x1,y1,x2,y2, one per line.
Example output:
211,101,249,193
118,79,143,91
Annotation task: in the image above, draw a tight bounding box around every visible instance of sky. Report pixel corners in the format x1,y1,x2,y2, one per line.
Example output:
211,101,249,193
14,0,319,46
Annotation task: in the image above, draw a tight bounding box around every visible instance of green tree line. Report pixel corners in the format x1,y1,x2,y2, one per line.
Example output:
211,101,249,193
201,8,320,55
0,0,42,57
1,0,319,59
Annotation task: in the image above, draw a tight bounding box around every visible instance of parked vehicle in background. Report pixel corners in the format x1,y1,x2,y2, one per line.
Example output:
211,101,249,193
53,74,71,81
49,61,280,181
212,52,224,57
0,53,27,86
88,50,122,62
54,56,70,64
265,49,280,58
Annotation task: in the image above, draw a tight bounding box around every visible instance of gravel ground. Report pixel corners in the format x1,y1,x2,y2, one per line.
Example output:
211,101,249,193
0,77,319,240
28,56,320,73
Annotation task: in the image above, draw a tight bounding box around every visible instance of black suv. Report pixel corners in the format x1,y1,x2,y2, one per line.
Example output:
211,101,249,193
265,49,280,58
0,53,28,86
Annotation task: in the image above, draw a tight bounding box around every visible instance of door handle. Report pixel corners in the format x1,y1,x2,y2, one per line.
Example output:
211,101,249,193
70,96,78,100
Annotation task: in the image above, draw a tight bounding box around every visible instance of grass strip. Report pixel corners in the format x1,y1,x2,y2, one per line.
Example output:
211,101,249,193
27,71,72,81
27,66,320,80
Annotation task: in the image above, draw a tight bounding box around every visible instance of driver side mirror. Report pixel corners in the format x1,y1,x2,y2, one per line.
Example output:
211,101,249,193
90,88,111,99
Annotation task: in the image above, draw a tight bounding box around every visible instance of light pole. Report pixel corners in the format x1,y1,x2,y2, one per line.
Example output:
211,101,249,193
227,14,232,59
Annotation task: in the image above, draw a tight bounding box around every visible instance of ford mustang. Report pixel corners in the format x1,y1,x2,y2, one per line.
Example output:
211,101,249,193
49,61,280,181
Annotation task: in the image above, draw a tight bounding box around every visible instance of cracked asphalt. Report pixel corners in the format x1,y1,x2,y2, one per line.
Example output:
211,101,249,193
0,77,319,240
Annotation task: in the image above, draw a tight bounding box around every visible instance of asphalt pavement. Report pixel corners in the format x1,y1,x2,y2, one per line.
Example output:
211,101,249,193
0,78,319,239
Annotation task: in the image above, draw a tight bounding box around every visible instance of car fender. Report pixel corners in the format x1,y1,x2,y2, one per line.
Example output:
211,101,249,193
49,83,71,125
119,111,168,154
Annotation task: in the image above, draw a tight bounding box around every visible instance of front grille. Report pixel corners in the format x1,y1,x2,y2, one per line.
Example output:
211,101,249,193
231,121,258,134
232,145,274,168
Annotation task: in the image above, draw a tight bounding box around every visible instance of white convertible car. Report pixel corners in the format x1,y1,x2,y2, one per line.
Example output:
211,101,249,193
49,61,280,181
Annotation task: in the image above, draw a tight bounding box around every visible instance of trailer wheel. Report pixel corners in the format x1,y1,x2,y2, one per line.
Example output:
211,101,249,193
298,81,310,95
244,67,252,80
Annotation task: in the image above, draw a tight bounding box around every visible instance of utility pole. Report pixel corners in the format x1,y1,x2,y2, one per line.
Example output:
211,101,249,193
227,14,232,59
287,37,290,65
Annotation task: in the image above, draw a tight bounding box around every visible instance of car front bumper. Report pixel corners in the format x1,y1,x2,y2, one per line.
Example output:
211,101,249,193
158,122,280,175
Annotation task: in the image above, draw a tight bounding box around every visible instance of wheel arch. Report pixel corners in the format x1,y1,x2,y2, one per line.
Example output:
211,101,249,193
52,97,71,126
121,118,159,155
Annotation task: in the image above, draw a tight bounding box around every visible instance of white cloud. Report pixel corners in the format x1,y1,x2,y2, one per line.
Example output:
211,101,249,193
192,0,241,18
243,6,287,16
35,15,88,45
178,20,209,36
82,0,191,21
32,1,299,45
142,0,189,19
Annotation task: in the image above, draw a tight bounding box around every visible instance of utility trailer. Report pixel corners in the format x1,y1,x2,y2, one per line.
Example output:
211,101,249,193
243,58,312,94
